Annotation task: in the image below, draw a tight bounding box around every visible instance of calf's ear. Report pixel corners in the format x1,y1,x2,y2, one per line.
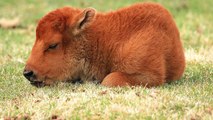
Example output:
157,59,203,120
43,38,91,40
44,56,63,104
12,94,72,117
73,8,96,35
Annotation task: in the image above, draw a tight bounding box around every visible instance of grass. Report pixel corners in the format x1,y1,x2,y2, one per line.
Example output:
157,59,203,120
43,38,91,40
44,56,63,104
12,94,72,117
0,0,213,119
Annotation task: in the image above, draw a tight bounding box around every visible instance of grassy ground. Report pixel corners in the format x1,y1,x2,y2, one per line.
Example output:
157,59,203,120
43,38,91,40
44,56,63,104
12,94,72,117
0,0,213,119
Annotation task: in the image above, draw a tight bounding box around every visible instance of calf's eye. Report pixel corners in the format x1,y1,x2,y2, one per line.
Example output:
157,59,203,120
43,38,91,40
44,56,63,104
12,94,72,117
48,43,58,50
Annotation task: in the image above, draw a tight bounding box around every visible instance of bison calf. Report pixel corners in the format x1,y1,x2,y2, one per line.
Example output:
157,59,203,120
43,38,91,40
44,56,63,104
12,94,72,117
23,3,185,87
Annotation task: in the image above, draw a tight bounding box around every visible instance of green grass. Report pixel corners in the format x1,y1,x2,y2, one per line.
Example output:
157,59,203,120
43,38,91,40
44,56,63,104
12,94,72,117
0,0,213,119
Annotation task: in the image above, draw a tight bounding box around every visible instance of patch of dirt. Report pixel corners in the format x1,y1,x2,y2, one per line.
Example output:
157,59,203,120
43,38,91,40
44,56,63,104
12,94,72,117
50,115,63,120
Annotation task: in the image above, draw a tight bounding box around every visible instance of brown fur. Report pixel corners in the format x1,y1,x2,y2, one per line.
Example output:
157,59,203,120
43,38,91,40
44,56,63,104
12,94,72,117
24,3,185,87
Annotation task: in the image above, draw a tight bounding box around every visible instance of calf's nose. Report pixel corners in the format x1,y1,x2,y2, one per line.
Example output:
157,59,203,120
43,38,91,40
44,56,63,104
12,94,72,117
23,69,34,81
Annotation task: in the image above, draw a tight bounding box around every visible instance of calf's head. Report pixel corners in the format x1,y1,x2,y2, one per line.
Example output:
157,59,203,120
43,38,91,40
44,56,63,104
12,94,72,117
23,7,96,87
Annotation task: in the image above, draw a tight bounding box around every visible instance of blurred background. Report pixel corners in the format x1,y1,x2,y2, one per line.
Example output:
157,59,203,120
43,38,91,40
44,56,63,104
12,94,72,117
0,0,213,56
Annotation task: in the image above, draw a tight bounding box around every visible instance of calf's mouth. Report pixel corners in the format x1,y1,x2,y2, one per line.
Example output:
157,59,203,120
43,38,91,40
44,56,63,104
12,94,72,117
30,81,46,88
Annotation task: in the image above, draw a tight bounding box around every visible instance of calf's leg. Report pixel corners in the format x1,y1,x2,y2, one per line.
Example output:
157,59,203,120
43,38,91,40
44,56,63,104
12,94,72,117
101,72,165,87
